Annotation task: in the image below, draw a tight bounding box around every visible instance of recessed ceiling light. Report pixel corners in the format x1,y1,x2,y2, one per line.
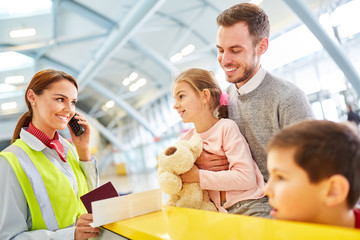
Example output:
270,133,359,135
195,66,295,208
137,78,147,87
9,28,37,38
4,75,25,84
123,77,130,86
0,83,16,92
129,72,138,81
250,0,263,5
1,102,17,110
0,52,34,71
129,83,138,92
181,44,195,56
170,53,183,63
105,100,115,109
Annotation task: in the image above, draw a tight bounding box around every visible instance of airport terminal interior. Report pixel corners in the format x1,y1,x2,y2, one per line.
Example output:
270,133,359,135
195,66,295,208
1,0,360,196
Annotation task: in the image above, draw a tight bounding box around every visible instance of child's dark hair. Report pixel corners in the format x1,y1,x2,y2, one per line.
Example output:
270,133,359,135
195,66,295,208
267,120,360,208
174,68,228,119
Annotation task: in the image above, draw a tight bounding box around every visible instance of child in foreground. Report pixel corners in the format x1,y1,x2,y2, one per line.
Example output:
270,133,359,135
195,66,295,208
265,120,360,228
173,68,269,216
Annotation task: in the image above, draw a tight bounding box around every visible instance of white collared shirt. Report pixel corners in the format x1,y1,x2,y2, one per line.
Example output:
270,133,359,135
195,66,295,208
237,66,266,95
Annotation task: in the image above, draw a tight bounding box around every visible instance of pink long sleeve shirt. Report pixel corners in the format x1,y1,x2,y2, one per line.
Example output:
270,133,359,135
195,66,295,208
181,119,265,213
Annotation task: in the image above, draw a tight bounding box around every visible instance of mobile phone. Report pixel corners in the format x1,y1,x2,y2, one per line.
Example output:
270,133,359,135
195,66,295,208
68,115,85,136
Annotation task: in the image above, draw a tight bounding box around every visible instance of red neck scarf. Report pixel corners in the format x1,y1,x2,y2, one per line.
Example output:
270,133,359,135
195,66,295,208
27,123,66,162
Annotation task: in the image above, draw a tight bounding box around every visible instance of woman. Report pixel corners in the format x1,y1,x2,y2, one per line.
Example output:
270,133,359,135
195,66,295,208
0,69,101,240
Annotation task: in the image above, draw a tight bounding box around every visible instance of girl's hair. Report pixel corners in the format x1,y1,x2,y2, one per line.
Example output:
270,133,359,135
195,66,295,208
174,68,228,119
11,69,78,143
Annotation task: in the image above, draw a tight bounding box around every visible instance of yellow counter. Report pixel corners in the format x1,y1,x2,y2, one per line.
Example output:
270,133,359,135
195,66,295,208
103,207,360,240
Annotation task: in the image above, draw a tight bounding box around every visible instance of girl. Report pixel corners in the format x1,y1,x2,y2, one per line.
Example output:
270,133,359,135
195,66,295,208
0,69,101,240
173,68,269,216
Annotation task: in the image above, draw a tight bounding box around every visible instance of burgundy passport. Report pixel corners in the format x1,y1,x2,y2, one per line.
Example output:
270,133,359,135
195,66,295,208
80,181,119,213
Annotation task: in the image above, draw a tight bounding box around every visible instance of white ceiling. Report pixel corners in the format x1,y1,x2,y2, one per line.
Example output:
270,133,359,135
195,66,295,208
0,0,345,142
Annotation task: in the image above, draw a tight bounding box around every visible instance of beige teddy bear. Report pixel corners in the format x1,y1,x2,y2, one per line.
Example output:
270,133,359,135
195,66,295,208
157,134,217,211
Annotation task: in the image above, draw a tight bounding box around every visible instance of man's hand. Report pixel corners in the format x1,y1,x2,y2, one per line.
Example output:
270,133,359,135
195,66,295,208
196,150,229,171
75,213,101,240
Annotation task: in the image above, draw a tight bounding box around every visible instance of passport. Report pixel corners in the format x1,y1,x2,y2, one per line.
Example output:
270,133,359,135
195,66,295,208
80,181,119,213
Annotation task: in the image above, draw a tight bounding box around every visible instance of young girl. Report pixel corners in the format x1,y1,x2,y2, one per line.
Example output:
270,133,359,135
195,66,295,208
173,68,269,216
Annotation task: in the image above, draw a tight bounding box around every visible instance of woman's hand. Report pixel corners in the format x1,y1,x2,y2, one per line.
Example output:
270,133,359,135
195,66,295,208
69,112,91,161
195,150,229,171
180,165,200,183
74,213,101,240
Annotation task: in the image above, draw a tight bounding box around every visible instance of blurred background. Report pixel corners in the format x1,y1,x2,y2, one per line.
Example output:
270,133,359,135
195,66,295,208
1,0,360,193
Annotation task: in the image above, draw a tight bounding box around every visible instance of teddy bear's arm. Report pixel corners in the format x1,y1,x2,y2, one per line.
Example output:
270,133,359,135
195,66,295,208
159,171,182,194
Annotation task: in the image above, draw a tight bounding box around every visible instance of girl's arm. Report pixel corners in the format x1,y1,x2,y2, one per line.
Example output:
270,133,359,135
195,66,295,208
198,120,259,191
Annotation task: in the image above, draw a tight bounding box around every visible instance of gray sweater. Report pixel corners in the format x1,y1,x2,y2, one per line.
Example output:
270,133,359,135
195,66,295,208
226,72,314,181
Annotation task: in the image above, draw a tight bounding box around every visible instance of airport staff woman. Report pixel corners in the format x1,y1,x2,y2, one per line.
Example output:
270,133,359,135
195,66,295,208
0,69,101,240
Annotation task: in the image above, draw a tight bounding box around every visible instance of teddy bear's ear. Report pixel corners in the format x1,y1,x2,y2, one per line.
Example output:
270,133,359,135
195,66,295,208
189,134,203,158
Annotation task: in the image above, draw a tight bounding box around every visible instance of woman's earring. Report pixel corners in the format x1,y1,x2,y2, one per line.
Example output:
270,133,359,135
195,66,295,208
32,102,35,106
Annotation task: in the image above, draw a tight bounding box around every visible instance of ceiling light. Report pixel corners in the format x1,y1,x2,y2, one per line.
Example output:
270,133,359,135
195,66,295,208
1,102,17,110
170,53,183,63
249,0,263,5
0,83,16,92
0,52,34,71
129,72,138,81
123,77,130,86
128,78,147,92
9,28,37,38
129,83,139,92
181,44,195,56
105,100,115,109
5,75,25,84
137,78,147,87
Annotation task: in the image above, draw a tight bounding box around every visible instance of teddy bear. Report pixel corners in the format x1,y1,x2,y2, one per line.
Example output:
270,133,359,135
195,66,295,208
157,134,217,211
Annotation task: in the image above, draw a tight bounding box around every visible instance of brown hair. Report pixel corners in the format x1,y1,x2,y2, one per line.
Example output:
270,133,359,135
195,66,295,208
216,3,270,46
174,68,228,119
267,120,360,208
11,69,78,143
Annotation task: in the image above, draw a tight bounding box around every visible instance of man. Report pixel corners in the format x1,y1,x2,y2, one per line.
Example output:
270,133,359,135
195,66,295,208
197,3,314,182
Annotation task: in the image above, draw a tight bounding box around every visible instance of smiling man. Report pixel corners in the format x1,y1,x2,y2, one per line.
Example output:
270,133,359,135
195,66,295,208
201,3,314,184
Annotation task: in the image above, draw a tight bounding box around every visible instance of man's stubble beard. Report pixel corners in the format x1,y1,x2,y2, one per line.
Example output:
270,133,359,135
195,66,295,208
225,53,258,85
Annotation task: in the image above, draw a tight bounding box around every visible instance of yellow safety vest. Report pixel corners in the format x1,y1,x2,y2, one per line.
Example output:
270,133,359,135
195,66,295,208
0,139,88,230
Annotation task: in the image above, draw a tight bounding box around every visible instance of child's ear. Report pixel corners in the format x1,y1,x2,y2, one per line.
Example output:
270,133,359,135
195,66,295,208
324,175,350,207
201,89,211,104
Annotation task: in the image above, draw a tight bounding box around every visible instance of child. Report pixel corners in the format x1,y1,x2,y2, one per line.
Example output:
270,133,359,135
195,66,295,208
264,120,360,228
173,68,269,217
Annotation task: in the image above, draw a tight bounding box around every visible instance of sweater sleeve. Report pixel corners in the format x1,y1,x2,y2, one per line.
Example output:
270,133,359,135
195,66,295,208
279,84,314,129
199,120,258,191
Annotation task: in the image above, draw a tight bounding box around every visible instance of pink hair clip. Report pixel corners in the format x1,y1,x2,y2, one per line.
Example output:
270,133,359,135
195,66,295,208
219,92,229,106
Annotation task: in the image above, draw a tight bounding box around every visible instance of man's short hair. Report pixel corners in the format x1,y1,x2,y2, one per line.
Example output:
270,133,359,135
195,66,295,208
216,3,270,46
267,120,360,208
